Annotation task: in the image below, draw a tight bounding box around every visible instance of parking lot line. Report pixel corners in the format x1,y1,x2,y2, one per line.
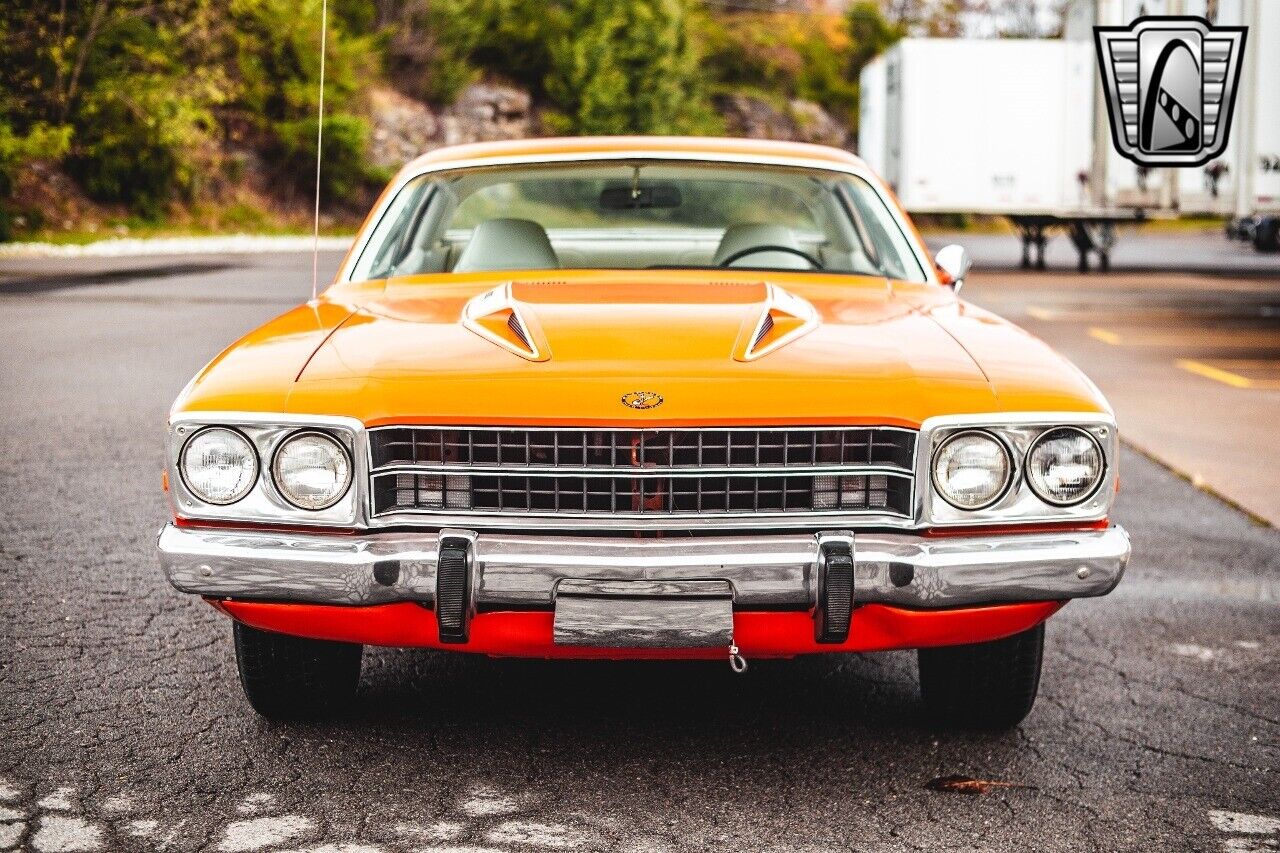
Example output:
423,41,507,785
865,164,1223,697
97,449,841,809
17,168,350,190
1176,359,1254,388
1176,358,1280,390
1088,326,1280,348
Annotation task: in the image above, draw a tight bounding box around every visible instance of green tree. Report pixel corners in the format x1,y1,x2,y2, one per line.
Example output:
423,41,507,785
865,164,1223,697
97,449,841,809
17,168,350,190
545,0,722,136
226,0,380,201
846,2,905,77
0,1,228,218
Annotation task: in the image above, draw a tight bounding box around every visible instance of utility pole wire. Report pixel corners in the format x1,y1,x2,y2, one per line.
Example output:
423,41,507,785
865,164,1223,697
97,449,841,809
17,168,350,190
311,0,328,302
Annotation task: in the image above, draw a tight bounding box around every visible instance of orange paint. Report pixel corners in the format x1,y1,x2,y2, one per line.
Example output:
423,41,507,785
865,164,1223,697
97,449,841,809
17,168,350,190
173,139,1110,428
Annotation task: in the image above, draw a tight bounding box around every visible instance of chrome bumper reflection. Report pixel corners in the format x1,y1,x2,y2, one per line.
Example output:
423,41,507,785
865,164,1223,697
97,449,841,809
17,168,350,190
158,523,1129,610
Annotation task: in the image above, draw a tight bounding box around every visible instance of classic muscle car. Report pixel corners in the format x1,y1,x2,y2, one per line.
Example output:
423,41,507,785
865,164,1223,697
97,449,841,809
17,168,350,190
158,137,1129,726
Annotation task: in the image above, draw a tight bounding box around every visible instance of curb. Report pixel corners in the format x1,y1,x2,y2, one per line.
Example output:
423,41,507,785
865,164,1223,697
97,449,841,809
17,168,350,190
0,235,355,259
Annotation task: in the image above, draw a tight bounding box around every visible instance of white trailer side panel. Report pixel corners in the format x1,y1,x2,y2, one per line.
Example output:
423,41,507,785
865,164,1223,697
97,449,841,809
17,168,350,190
857,55,888,182
861,39,1094,214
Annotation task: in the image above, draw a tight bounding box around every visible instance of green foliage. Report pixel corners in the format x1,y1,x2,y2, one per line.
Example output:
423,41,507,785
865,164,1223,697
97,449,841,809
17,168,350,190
380,0,484,105
703,4,901,128
544,0,721,136
275,113,382,201
0,1,231,219
0,121,72,239
0,0,906,235
67,9,227,216
846,2,906,81
228,0,382,201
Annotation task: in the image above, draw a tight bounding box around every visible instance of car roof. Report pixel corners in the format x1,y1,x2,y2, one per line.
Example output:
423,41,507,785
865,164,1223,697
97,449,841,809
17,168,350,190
400,136,868,173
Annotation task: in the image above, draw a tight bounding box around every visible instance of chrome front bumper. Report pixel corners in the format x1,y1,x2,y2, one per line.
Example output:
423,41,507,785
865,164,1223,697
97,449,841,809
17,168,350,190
157,523,1130,610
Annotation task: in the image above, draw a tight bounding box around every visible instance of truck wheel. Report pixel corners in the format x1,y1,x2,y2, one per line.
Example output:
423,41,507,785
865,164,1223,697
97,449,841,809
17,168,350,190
233,622,362,719
917,623,1044,729
1253,217,1280,253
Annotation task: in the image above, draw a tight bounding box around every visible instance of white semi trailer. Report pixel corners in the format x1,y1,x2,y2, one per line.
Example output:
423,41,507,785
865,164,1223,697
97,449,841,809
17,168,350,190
1067,0,1279,252
859,37,1143,270
859,0,1279,264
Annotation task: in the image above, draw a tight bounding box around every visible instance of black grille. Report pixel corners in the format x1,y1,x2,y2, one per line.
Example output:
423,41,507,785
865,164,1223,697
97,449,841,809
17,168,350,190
368,426,917,520
373,471,912,516
370,427,915,471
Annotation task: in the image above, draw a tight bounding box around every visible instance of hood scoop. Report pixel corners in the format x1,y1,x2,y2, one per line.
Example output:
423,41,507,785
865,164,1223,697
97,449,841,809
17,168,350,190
461,283,548,361
732,283,819,362
460,279,819,363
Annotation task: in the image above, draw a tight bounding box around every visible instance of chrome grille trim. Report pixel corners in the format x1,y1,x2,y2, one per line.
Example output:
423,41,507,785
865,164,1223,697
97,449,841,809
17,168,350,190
367,426,917,521
369,426,916,472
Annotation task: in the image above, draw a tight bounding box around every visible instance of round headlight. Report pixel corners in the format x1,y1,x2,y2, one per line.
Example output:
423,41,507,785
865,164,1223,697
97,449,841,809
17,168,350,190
180,427,258,505
272,431,352,510
1026,427,1104,506
932,430,1013,510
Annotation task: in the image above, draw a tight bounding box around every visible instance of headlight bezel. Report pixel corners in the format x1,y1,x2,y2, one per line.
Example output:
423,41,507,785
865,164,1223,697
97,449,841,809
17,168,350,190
270,429,354,511
930,429,1016,511
1024,426,1106,507
167,413,363,527
921,414,1116,527
178,426,260,506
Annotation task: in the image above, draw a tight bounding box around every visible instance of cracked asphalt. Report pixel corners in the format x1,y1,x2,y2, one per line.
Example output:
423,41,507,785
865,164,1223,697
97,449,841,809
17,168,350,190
0,251,1277,852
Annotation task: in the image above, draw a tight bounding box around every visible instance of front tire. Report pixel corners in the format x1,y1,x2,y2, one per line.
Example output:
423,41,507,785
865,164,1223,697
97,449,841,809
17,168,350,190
233,622,362,719
917,623,1044,729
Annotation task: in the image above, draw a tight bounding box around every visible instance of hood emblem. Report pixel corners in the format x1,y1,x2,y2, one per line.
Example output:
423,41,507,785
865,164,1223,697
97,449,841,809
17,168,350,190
621,391,663,410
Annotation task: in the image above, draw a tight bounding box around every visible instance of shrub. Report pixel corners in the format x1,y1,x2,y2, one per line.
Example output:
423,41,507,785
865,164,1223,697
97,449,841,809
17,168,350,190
0,121,72,239
545,0,722,136
274,113,381,202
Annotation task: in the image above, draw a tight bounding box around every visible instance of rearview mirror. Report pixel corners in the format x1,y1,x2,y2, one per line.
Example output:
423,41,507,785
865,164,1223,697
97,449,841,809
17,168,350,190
599,184,682,210
934,244,971,293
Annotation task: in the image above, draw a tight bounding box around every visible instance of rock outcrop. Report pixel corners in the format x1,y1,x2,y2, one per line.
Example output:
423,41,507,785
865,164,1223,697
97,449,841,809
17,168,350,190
716,93,851,148
369,84,853,169
369,83,536,168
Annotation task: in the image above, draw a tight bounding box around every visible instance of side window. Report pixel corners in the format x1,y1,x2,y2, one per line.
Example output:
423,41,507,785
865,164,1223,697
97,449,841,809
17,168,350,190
841,179,927,282
350,178,434,281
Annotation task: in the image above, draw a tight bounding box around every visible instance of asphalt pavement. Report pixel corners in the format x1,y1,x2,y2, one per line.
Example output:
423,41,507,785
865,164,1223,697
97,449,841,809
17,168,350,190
0,251,1277,853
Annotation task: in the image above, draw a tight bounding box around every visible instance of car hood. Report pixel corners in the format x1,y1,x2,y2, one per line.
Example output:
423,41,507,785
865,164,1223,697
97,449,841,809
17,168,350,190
176,270,1108,427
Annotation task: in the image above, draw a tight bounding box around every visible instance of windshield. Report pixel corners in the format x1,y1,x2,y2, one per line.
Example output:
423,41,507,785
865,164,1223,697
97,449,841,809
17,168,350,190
349,160,929,283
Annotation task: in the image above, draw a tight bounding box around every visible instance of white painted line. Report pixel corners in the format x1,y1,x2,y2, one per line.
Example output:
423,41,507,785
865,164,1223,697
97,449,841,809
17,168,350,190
485,820,585,849
237,792,277,816
98,795,133,816
1209,810,1280,834
37,788,75,812
0,823,22,849
1171,642,1218,662
276,844,387,853
32,815,103,852
217,815,315,852
458,787,520,818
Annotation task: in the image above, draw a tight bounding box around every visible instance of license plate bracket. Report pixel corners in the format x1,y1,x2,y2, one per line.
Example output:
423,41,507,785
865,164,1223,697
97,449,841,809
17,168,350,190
552,579,734,648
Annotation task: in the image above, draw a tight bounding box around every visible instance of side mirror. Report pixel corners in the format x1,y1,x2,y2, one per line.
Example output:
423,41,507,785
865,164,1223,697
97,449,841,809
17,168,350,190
934,244,971,293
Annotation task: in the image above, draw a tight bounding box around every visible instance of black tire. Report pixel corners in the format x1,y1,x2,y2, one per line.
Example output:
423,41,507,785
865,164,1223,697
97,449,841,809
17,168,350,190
1253,217,1280,253
233,622,362,719
917,623,1044,729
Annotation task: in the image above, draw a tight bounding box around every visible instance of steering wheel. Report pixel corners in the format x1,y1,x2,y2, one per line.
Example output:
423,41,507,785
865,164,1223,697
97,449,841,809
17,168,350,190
717,245,824,269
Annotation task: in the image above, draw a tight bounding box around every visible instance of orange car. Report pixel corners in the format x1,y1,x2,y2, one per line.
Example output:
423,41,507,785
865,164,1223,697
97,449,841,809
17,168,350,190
158,137,1129,726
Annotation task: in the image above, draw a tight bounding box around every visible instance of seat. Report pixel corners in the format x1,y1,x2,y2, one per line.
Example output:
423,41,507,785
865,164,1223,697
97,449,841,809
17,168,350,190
712,223,813,270
452,218,560,273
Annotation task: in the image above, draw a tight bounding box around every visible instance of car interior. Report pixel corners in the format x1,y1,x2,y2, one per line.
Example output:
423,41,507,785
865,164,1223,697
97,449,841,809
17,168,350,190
350,161,927,283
